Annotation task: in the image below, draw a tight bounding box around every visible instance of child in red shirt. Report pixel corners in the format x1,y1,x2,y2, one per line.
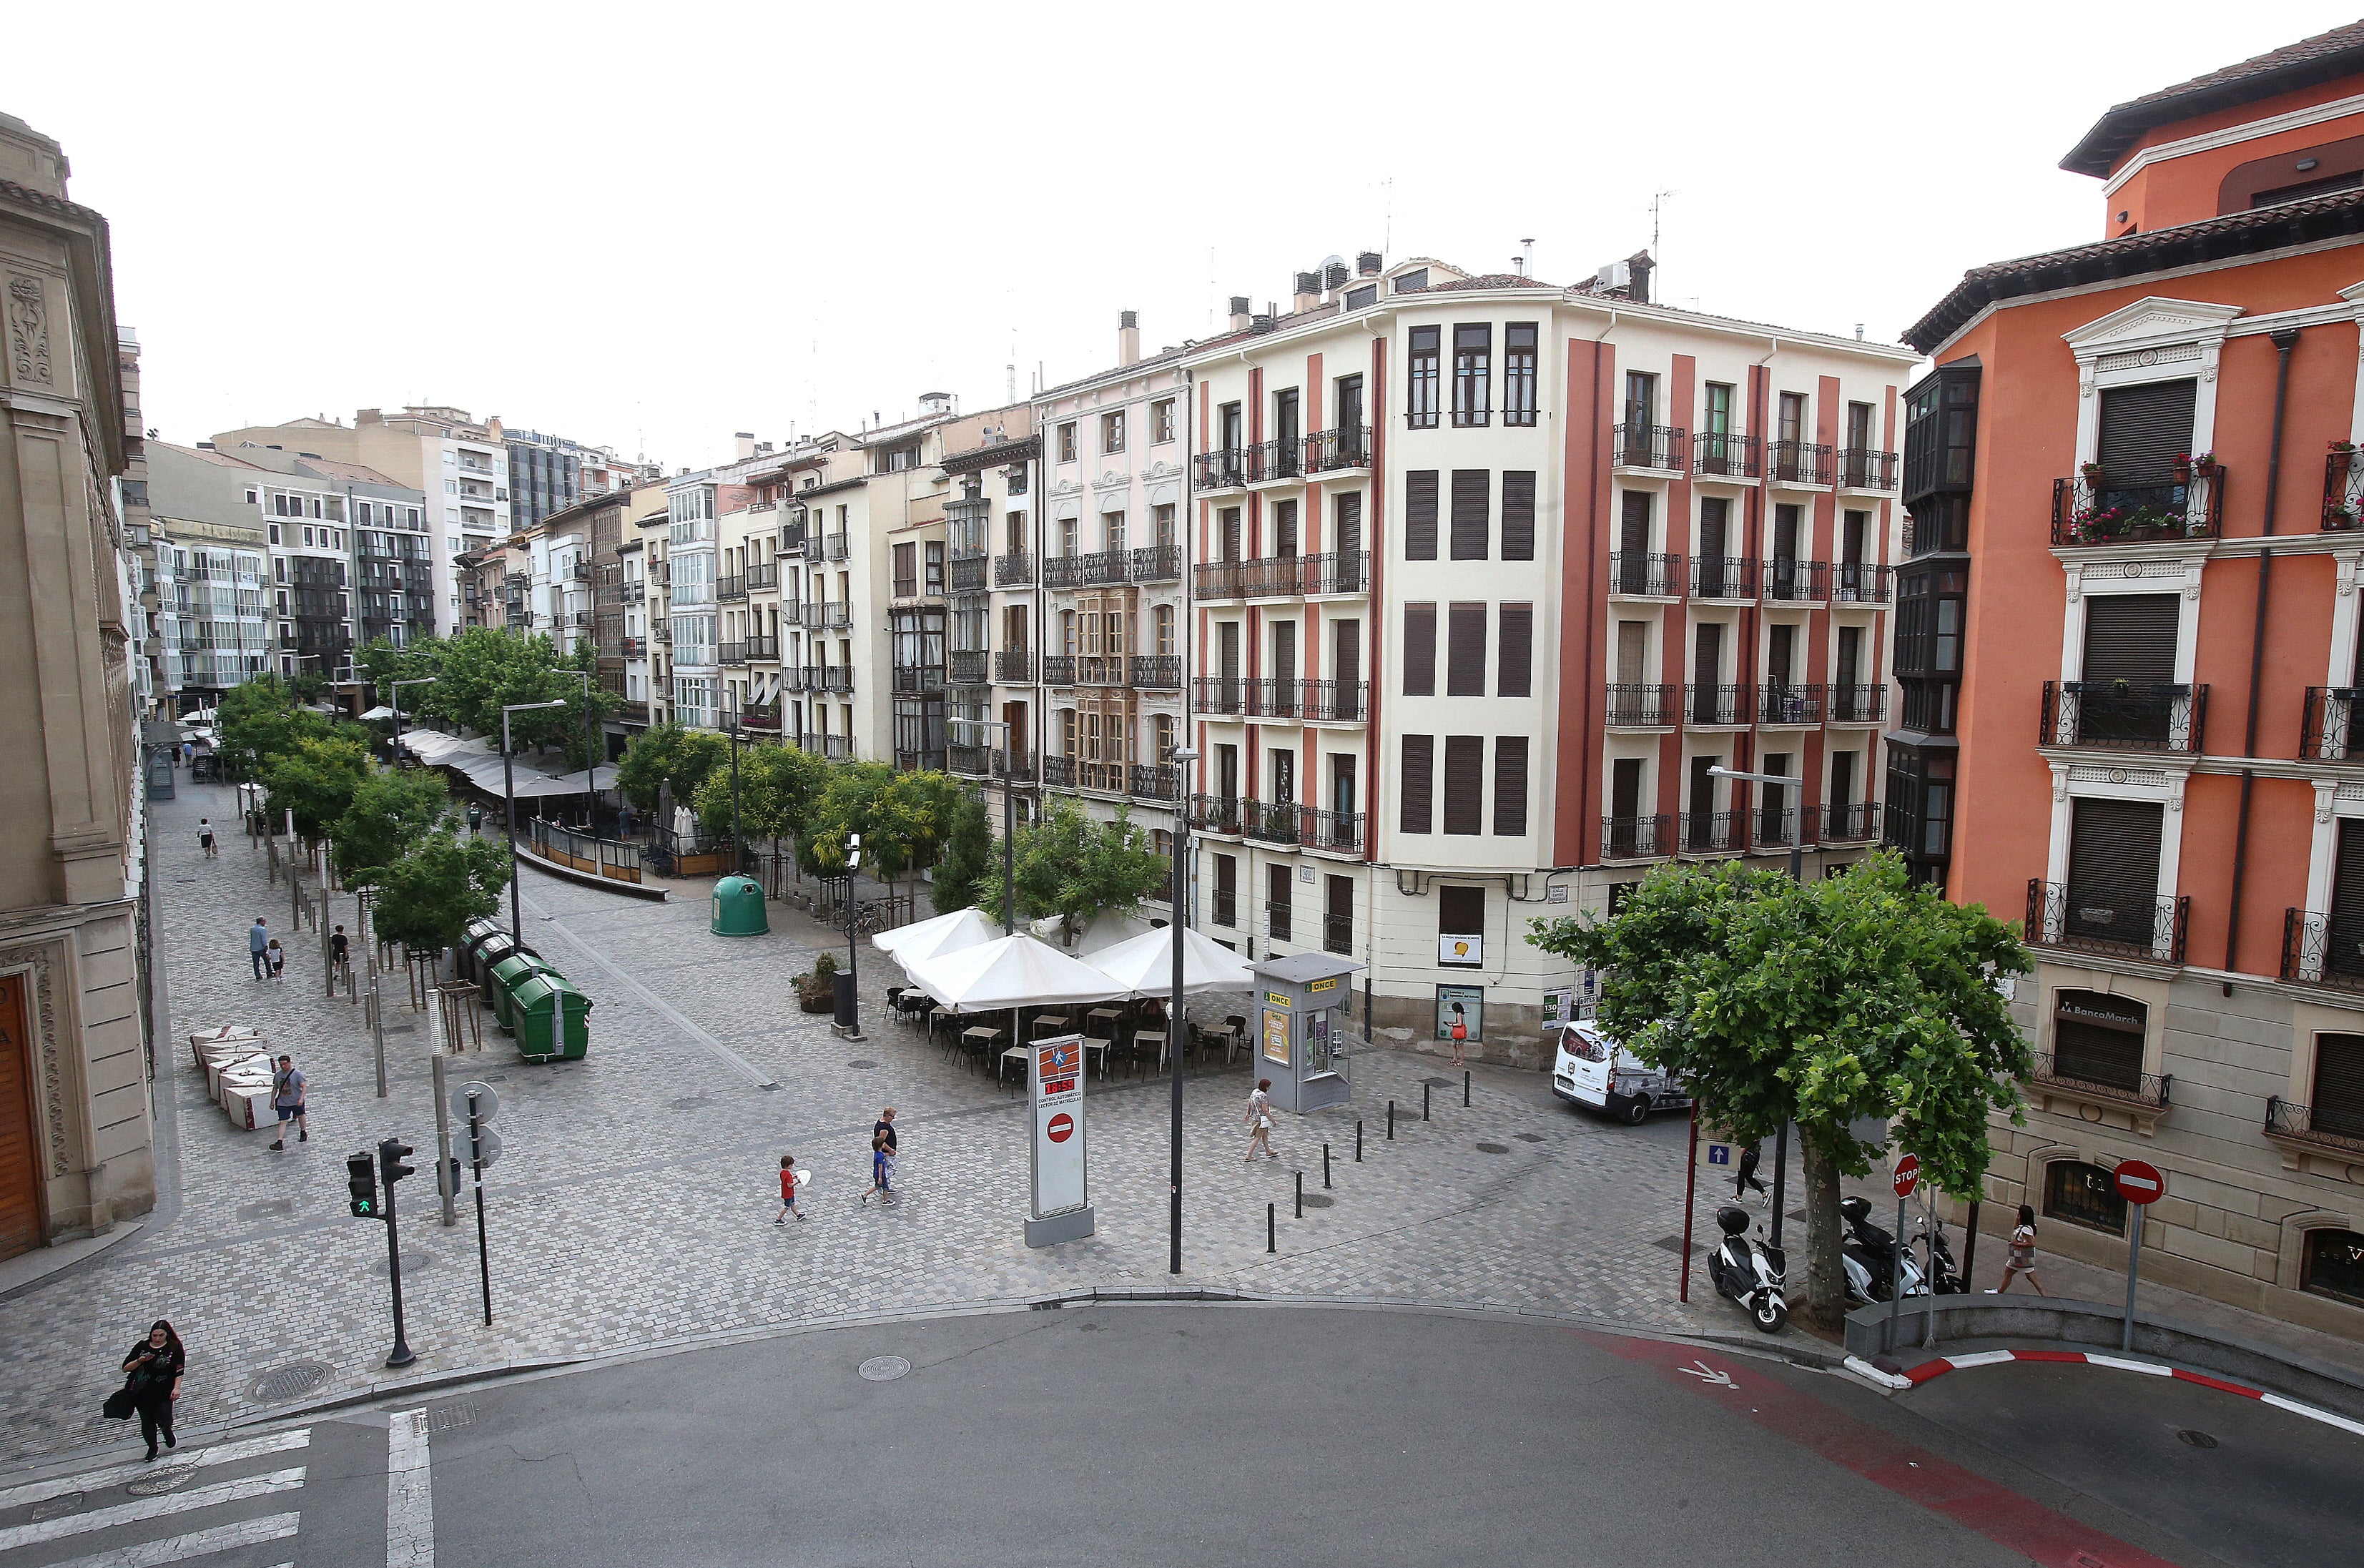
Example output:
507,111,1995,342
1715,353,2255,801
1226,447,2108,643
775,1154,806,1223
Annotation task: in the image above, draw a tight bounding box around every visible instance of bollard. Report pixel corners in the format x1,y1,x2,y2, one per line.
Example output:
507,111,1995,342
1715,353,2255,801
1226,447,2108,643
1295,1170,1304,1218
1424,1083,1431,1122
1267,1203,1276,1253
1464,1070,1471,1108
1323,1143,1332,1188
1387,1100,1395,1140
1355,1120,1363,1162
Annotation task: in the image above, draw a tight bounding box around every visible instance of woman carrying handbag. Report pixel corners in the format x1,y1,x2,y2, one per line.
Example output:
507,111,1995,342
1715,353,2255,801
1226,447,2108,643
117,1320,185,1460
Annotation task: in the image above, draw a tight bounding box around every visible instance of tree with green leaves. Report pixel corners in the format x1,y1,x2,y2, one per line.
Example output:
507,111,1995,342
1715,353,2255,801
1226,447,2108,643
330,766,450,884
1527,852,2032,1331
691,740,829,853
973,799,1167,942
804,761,902,881
616,723,730,816
261,735,373,841
932,788,995,917
216,676,331,783
370,829,513,955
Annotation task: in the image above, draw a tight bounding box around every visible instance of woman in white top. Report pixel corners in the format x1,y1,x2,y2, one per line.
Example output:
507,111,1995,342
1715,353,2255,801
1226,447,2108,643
1991,1203,2047,1295
1244,1079,1277,1162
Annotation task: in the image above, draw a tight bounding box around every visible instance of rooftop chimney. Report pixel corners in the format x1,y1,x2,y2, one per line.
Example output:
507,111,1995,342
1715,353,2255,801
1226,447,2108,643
1323,261,1349,295
1625,250,1655,305
735,431,758,462
1356,251,1382,277
1117,310,1141,367
1292,272,1321,314
1228,295,1252,332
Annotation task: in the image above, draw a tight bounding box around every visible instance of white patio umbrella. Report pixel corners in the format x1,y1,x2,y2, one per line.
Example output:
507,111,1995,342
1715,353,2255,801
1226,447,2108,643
1086,924,1256,998
872,905,1002,964
1076,910,1159,957
897,932,1126,1013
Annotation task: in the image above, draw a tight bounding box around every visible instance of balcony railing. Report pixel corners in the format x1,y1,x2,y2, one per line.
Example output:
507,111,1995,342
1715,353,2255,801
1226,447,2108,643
737,704,782,732
1042,656,1077,685
950,649,989,684
1762,558,1828,602
892,664,945,694
1302,807,1365,855
1679,810,1743,853
1693,431,1760,480
797,602,827,628
823,603,851,628
824,735,852,759
948,554,989,593
1040,754,1078,789
1602,814,1670,860
1246,437,1304,485
618,699,649,723
1306,551,1369,595
2301,686,2364,761
1689,556,1757,599
1043,555,1087,589
2325,448,2364,531
747,634,779,661
1819,801,1881,843
995,649,1033,684
717,574,747,602
1194,561,1243,599
1129,762,1178,802
2031,1052,2172,1110
1324,911,1354,956
1756,682,1824,724
1213,887,1238,927
1752,806,1807,849
1605,684,1678,727
1190,794,1246,836
1195,676,1245,716
1613,423,1685,470
2026,879,2190,963
623,581,646,604
779,525,809,556
2052,468,2223,546
1305,425,1371,473
2282,907,2364,992
2039,680,2206,753
1245,800,1305,846
2266,1094,2364,1155
1299,679,1367,721
1610,552,1683,598
1685,684,1750,726
1132,654,1181,689
995,552,1035,588
825,534,851,561
1768,440,1833,486
1131,543,1182,582
1082,548,1130,586
1196,449,1246,489
779,667,807,691
1837,448,1899,490
719,641,748,666
1239,557,1309,598
806,666,853,693
747,562,778,591
1832,561,1893,604
1828,685,1887,724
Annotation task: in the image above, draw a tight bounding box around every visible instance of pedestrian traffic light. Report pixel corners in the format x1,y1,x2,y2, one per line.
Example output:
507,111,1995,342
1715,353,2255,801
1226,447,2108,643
379,1138,415,1185
347,1151,380,1218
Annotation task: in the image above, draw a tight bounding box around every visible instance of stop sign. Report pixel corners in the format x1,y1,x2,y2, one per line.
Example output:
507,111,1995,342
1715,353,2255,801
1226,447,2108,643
2113,1158,2164,1205
1893,1153,1921,1198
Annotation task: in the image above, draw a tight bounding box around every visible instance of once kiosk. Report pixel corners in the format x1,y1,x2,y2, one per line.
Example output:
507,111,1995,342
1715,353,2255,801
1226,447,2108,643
1251,952,1362,1114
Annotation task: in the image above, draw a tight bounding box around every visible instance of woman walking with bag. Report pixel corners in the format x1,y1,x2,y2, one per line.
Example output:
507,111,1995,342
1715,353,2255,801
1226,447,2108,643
1244,1078,1278,1162
1990,1203,2049,1296
119,1321,184,1460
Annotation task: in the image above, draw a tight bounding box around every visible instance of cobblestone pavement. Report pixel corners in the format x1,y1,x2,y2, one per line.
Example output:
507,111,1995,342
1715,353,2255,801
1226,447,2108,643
0,782,1770,1467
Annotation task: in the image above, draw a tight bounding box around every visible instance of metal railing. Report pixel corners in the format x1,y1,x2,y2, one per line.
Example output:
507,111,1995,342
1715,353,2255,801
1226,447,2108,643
1613,423,1685,470
1763,558,1828,602
737,704,782,732
1819,801,1881,842
1768,440,1833,486
2266,1094,2364,1154
1131,654,1181,689
779,667,807,691
948,555,988,593
2040,680,2207,752
1194,561,1244,599
1693,431,1761,479
1129,762,1178,801
527,819,644,884
717,574,747,602
1305,425,1371,472
1833,561,1893,603
2030,1051,2172,1109
1081,548,1130,586
1752,806,1806,849
1131,543,1182,582
1040,755,1077,789
747,634,779,661
1604,684,1678,726
1264,897,1295,942
718,641,747,666
621,636,646,658
806,666,853,693
2324,448,2364,531
1042,655,1076,685
825,534,850,561
1829,685,1887,724
1609,552,1683,597
1756,682,1825,724
1685,684,1750,726
1299,679,1367,721
1245,800,1304,846
1237,557,1306,598
2281,907,2364,992
747,562,778,591
1195,676,1246,715
2026,879,2190,963
1213,886,1238,927
1838,448,1898,490
823,603,851,628
1043,555,1088,589
2300,687,2363,761
995,649,1034,683
1324,912,1354,956
950,649,989,684
1302,807,1365,854
995,552,1035,588
779,526,808,556
2052,468,2223,545
1306,551,1370,595
1690,556,1758,599
1245,437,1303,485
1601,814,1670,859
1680,810,1743,853
1191,794,1246,835
1196,449,1246,488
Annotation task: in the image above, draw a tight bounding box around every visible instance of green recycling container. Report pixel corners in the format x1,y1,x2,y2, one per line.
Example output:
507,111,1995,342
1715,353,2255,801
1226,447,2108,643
510,969,591,1062
711,874,769,937
486,952,558,1033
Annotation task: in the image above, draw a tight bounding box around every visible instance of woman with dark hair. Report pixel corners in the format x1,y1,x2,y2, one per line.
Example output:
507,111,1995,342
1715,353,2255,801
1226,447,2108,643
122,1320,185,1460
1991,1204,2047,1296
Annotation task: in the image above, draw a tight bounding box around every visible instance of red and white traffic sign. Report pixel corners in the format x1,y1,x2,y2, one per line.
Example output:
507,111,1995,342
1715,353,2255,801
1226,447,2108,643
1046,1113,1075,1144
2113,1158,2164,1205
1892,1153,1921,1198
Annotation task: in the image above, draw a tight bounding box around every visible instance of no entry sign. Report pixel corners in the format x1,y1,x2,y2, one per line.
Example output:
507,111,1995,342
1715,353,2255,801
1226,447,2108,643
2113,1158,2164,1205
1046,1113,1075,1144
1893,1153,1921,1198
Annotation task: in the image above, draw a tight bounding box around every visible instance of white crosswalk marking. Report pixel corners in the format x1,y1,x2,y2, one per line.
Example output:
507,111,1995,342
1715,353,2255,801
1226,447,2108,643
0,1428,310,1513
29,1512,300,1568
0,1467,305,1553
387,1407,433,1567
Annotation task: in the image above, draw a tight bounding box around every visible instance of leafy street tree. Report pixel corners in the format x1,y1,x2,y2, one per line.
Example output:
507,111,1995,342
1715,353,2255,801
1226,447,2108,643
616,723,730,817
803,761,902,882
932,788,995,917
330,766,451,884
261,735,373,840
691,741,829,852
1527,853,2032,1331
370,829,513,954
216,676,334,782
354,635,443,691
973,799,1168,942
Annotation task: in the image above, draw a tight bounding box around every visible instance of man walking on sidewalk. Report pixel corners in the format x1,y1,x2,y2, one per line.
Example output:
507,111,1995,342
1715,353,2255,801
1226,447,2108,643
248,917,270,980
267,1055,307,1150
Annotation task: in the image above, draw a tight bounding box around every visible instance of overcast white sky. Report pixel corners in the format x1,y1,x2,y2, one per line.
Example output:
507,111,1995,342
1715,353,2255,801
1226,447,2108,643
14,2,2360,471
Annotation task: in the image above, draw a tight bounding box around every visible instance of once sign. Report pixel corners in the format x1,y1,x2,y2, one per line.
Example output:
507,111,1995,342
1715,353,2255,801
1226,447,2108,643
2113,1158,2164,1205
1893,1153,1921,1199
1030,1035,1088,1221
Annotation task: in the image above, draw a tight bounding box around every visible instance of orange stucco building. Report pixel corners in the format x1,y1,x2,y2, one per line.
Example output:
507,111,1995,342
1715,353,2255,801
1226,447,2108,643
1893,21,2364,1333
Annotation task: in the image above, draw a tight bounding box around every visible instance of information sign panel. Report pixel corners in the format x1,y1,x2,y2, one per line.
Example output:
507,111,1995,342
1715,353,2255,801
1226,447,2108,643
1030,1035,1087,1218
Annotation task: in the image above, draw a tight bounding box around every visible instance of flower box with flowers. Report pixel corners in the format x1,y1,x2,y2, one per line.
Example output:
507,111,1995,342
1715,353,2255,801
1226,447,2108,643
2069,503,2188,544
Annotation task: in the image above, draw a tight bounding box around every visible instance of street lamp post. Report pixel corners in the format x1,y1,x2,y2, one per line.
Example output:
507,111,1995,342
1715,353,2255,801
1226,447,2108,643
1708,762,1808,1248
1168,746,1199,1276
722,700,746,874
501,699,569,944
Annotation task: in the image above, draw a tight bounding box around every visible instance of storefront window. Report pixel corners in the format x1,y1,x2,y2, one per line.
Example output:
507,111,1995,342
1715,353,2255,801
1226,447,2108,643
2044,1159,2127,1237
2302,1228,2364,1307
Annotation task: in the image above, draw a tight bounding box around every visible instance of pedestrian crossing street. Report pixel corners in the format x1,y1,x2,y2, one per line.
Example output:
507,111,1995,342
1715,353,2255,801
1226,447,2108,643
0,1411,431,1568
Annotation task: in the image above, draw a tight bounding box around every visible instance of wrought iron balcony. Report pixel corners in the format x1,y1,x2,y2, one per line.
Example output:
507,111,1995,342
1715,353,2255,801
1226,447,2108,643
779,667,807,691
1679,810,1743,854
806,665,852,693
1306,551,1369,596
1128,762,1178,802
2040,680,2206,753
1190,793,1246,835
1305,425,1371,473
1768,440,1833,486
995,649,1033,684
1245,800,1304,846
1601,814,1670,860
2052,468,2222,546
948,742,993,779
737,703,782,732
949,649,989,685
618,699,649,723
1828,685,1886,724
1131,544,1181,582
1610,552,1683,598
1693,431,1760,480
1612,423,1685,470
747,562,778,591
718,641,748,666
825,534,850,562
1193,561,1243,600
1323,911,1354,956
717,574,747,602
1041,754,1077,789
1762,558,1828,602
778,600,802,627
2301,686,2364,761
1193,675,1245,716
2266,1094,2364,1155
1604,684,1678,727
948,554,988,594
2031,1052,2172,1110
1302,808,1365,855
1081,548,1130,586
2328,448,2364,531
1689,556,1757,600
2026,879,2189,964
1756,682,1825,725
2282,907,2364,993
995,551,1035,588
1239,557,1309,598
1684,684,1750,726
1819,802,1881,843
1752,806,1806,849
1131,654,1181,689
1195,449,1246,490
1245,437,1303,485
1042,655,1076,685
1838,448,1898,490
1833,561,1893,604
797,601,827,628
822,603,851,628
747,634,779,661
1299,679,1367,721
1043,554,1088,588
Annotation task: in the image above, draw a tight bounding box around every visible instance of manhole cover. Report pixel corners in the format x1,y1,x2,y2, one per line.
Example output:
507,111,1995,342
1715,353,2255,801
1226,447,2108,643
1650,1234,1700,1256
2177,1429,2220,1449
1301,1193,1336,1208
124,1464,196,1496
370,1251,433,1277
1514,1133,1545,1143
236,1197,295,1222
247,1361,332,1403
428,1404,476,1434
847,1060,877,1070
1474,1142,1510,1154
667,1095,710,1110
857,1356,911,1382
30,1490,83,1518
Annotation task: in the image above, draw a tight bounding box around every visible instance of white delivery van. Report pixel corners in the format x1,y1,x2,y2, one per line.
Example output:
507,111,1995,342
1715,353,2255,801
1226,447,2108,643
1550,1021,1691,1124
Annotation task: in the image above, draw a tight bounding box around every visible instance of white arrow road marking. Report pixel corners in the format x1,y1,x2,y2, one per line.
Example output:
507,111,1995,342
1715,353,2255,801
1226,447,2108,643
1678,1360,1738,1389
0,1469,305,1552
34,1514,300,1568
388,1407,434,1568
0,1429,310,1512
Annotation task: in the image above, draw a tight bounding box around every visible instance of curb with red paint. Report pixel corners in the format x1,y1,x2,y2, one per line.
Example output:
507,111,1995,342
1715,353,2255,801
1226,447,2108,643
1843,1348,2364,1439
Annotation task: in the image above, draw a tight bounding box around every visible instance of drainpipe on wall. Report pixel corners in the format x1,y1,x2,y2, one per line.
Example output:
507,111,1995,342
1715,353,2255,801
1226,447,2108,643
2222,327,2301,985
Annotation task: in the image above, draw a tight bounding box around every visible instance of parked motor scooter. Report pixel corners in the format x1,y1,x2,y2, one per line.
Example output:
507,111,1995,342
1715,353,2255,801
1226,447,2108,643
1705,1205,1788,1333
1914,1215,1969,1294
1840,1195,1927,1304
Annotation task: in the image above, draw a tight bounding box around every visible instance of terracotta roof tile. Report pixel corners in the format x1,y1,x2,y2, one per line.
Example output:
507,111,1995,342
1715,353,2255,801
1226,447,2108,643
2061,21,2364,176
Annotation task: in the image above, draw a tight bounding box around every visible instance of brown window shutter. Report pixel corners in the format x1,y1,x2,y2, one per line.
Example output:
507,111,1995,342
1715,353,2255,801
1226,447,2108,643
1405,470,1439,559
1442,738,1484,834
1493,736,1530,835
1399,735,1434,834
1502,470,1535,561
1404,603,1436,695
1498,604,1532,697
1447,603,1486,696
1450,470,1491,559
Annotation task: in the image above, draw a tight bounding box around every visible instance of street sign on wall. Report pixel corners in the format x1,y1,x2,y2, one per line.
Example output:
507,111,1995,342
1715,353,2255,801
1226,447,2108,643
1030,1035,1088,1220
